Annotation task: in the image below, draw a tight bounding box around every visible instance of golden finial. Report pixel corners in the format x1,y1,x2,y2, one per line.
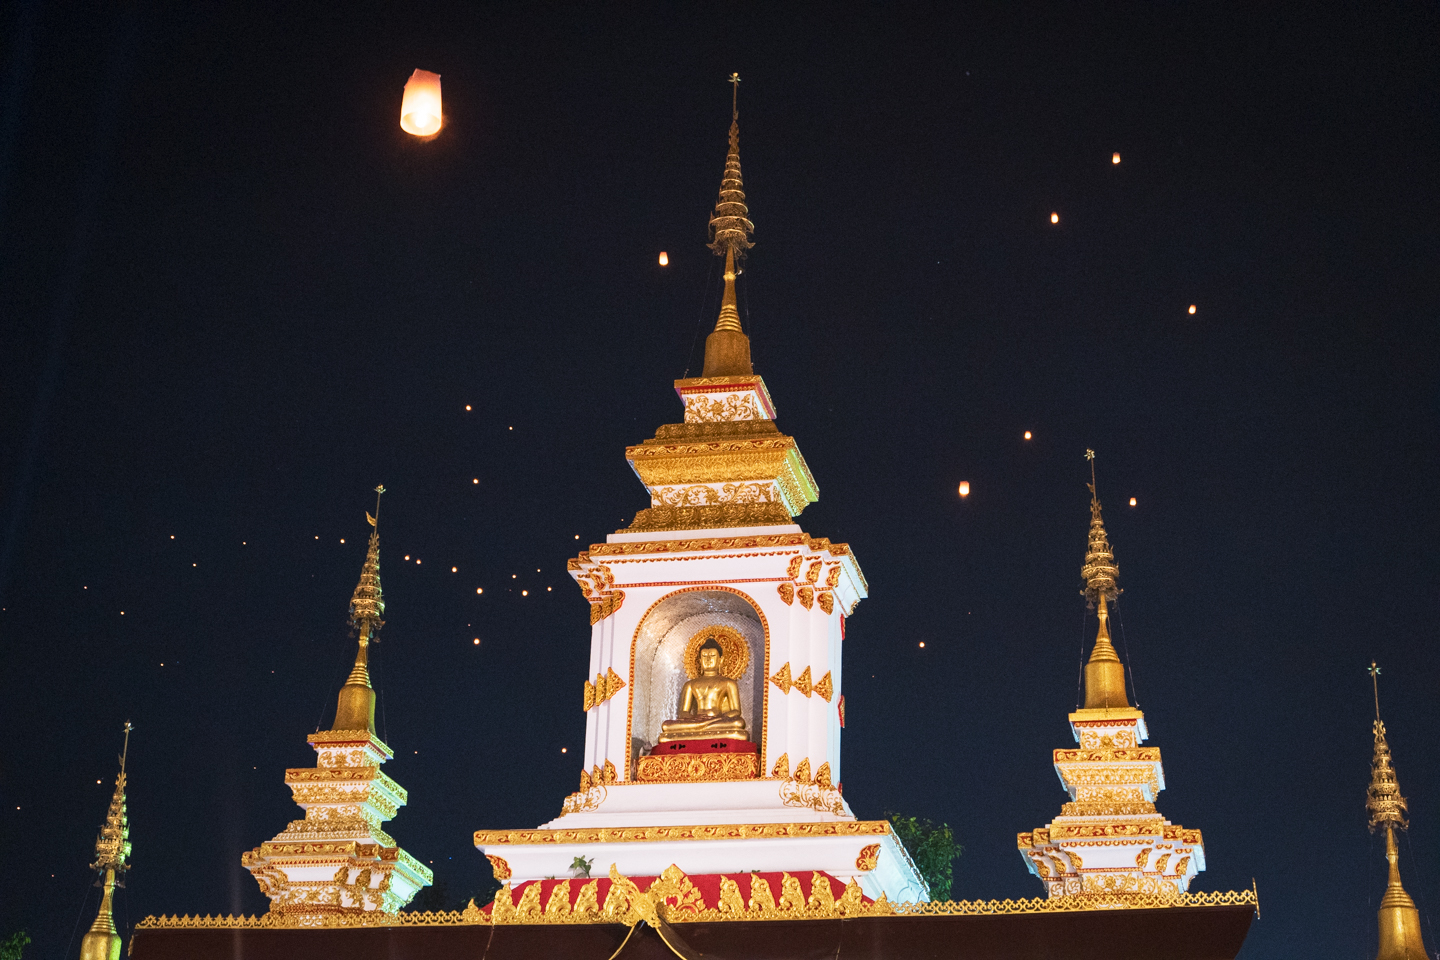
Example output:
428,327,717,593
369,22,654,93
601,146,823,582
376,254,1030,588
332,487,385,733
1078,454,1128,710
80,722,132,960
1365,664,1429,960
701,75,756,376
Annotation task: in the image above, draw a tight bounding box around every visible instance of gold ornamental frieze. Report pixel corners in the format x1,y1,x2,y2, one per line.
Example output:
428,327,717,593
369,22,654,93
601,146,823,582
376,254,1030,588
472,820,891,847
634,752,760,783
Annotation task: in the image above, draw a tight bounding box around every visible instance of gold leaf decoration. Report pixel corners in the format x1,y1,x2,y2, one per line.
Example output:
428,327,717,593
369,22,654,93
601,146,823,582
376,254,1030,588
771,753,790,778
794,666,813,698
855,844,880,871
769,662,793,695
777,583,795,605
814,671,833,702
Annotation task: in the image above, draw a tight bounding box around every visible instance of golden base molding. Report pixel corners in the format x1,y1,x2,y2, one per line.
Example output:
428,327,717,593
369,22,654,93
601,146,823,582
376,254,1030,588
634,752,759,783
627,501,793,532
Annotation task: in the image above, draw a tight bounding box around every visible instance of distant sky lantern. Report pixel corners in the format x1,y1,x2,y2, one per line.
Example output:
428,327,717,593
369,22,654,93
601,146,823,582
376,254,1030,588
1112,152,1121,164
1129,497,1137,506
958,481,971,497
1024,430,1032,440
400,69,442,137
1188,304,1197,314
1050,212,1059,224
658,251,669,266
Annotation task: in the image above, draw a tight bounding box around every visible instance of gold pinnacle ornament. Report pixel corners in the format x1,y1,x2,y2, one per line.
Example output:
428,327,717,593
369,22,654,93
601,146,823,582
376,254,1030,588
702,74,756,377
1366,663,1428,960
1079,453,1128,710
333,485,385,733
80,722,133,960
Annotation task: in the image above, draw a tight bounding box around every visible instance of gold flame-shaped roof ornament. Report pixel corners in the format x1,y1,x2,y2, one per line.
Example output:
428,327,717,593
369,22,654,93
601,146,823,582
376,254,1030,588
80,722,132,960
1078,452,1128,710
1080,449,1120,607
332,485,386,733
1366,662,1429,960
702,74,756,377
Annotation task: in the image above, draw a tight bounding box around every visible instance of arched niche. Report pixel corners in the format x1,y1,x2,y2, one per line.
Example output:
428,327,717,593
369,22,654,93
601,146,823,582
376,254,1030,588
628,589,766,762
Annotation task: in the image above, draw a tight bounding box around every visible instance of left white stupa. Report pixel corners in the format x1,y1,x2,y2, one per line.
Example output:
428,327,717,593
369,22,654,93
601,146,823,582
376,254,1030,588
242,487,432,922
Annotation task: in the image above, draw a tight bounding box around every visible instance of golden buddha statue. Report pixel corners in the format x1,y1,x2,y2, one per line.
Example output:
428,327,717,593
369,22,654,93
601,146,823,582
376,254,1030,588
657,639,749,742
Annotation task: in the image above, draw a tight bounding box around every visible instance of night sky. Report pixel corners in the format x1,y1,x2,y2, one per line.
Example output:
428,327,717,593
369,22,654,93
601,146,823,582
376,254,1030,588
1,3,1437,958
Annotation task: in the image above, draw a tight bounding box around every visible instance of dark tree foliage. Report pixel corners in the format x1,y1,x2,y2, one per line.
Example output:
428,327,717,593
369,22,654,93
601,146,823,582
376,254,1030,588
0,932,31,960
886,813,963,901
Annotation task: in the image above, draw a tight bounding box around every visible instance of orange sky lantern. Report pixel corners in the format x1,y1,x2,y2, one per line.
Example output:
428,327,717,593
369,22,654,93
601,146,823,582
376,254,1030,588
958,481,970,497
400,69,443,137
1050,212,1059,224
659,251,669,266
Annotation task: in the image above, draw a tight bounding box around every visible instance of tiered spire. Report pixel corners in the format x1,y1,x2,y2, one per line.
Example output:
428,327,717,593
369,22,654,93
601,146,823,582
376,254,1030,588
1080,450,1128,710
1017,454,1205,900
242,487,430,920
702,73,756,377
1366,663,1429,960
332,485,385,732
80,722,132,960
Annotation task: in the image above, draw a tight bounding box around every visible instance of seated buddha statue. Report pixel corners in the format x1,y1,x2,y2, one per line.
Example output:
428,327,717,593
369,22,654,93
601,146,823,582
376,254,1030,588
657,639,749,742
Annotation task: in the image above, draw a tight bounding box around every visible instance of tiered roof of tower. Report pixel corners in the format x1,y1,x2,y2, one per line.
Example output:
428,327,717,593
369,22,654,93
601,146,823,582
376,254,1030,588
623,80,818,535
241,488,432,922
1366,664,1429,960
1017,458,1206,901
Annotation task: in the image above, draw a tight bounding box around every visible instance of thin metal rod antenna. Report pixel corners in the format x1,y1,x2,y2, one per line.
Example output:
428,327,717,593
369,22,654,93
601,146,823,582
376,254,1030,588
120,720,132,773
1369,660,1382,720
729,72,740,120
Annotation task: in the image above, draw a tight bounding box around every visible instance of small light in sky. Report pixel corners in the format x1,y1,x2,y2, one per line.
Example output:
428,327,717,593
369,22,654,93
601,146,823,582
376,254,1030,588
918,642,926,648
1112,152,1121,164
1130,497,1137,507
1188,304,1197,314
521,590,529,597
405,555,411,560
512,574,517,579
1024,430,1032,440
561,747,568,753
451,566,458,572
958,481,971,497
536,568,541,573
472,478,478,484
473,638,480,645
547,586,553,592
120,611,125,615
416,559,421,564
169,535,175,540
476,587,483,594
192,563,197,567
658,251,669,266
465,405,472,411
575,535,580,539
1050,212,1059,224
399,69,442,137
508,426,513,431
339,539,345,544
97,780,101,784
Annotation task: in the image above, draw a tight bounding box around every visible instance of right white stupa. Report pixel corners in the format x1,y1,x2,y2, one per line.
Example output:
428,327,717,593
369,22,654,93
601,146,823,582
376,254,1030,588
1017,460,1206,900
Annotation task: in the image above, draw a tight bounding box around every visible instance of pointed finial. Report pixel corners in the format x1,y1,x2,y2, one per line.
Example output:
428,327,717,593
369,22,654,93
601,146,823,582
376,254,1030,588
701,76,756,376
1080,451,1119,606
80,724,132,960
1365,668,1430,959
332,488,386,733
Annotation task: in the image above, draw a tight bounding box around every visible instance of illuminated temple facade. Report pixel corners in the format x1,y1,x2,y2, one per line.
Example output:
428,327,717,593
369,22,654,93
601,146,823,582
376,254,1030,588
472,101,928,904
1016,475,1207,899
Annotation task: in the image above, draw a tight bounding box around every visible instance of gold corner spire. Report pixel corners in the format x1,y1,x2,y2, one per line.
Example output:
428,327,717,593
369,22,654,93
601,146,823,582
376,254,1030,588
1080,451,1129,709
80,722,132,960
332,486,386,733
701,73,755,377
1366,663,1428,960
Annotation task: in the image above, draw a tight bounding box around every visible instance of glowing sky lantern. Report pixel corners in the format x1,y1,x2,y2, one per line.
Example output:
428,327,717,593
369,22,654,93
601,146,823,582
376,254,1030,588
1130,497,1137,506
958,481,971,497
1112,152,1121,164
658,251,669,266
1188,304,1197,314
1024,430,1032,440
1050,212,1059,224
400,69,443,137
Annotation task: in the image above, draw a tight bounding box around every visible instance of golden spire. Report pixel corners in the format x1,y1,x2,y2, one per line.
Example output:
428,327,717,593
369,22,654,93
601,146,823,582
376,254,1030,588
332,486,386,733
1366,662,1429,960
80,722,132,960
701,73,755,377
1080,451,1129,710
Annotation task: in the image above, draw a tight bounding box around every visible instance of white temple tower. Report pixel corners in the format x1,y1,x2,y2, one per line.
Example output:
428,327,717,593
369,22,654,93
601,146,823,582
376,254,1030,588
474,90,927,904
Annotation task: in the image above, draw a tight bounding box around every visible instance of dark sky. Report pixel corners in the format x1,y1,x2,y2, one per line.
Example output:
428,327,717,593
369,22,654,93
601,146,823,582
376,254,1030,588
1,2,1437,957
